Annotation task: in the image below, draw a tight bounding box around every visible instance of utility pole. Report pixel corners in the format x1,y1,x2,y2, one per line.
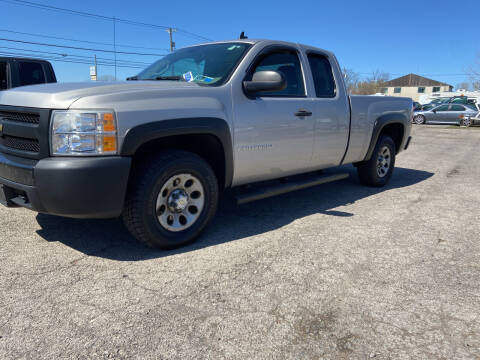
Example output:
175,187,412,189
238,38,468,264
90,55,97,81
167,27,176,52
113,16,117,80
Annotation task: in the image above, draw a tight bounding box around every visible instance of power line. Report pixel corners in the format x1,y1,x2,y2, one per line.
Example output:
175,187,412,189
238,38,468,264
0,45,152,66
0,38,167,56
0,29,170,51
1,0,117,21
0,51,145,69
0,0,213,41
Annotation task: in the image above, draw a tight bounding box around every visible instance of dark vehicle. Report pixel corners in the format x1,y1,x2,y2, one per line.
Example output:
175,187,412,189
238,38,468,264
0,57,56,90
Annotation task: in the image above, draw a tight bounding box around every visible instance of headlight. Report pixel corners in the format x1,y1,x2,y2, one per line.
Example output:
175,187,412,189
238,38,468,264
50,110,118,156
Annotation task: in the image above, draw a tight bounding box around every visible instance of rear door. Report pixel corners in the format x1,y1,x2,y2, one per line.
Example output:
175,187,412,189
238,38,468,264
306,52,350,168
448,104,467,124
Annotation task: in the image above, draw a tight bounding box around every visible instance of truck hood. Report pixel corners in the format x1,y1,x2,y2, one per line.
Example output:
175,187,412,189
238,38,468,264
0,81,202,109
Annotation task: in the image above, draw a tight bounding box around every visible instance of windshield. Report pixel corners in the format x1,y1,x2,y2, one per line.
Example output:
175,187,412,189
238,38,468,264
134,42,251,85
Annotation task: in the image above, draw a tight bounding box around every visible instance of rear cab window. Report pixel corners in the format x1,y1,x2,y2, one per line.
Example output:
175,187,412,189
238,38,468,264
307,53,336,97
18,61,46,86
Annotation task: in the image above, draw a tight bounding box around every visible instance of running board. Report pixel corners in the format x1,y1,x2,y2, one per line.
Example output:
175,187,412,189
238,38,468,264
235,173,349,205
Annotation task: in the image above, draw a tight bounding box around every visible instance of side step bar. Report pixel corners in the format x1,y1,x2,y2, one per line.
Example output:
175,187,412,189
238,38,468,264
235,173,349,205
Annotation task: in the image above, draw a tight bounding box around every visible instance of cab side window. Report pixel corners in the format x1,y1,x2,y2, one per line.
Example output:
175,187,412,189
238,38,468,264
18,62,45,86
307,54,336,97
251,50,305,97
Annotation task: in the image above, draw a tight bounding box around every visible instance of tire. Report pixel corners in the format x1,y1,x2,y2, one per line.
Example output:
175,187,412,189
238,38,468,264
413,115,426,125
357,135,396,187
462,117,472,127
122,150,219,249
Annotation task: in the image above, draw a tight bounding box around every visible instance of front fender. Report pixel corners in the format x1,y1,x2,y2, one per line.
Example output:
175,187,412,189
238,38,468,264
120,117,233,187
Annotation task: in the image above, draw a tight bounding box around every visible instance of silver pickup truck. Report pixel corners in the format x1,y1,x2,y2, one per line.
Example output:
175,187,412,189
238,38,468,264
0,39,412,249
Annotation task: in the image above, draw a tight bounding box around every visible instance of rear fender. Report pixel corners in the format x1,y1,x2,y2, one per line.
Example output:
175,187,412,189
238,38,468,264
364,113,407,161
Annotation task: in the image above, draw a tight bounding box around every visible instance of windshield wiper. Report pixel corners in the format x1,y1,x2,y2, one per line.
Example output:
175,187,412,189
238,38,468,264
155,76,185,81
127,75,185,81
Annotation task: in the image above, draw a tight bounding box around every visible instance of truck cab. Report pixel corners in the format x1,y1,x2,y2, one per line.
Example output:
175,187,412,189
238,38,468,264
0,57,56,90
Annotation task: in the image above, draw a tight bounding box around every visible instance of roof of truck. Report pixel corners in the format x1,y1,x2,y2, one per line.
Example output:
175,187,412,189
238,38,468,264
185,38,334,57
0,56,53,64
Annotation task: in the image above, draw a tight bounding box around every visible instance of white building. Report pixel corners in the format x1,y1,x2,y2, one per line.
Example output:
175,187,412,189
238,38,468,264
382,74,453,101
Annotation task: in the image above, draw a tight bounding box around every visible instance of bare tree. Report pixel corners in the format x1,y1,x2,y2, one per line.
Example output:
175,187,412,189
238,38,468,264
342,68,359,94
467,54,480,90
352,70,390,95
456,82,471,91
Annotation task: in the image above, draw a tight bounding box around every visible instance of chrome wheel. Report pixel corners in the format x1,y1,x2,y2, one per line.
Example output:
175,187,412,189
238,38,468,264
414,115,425,125
463,117,472,127
156,173,205,232
376,146,391,178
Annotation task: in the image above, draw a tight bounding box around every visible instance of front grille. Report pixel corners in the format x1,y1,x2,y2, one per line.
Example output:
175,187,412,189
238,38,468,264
0,111,40,124
0,135,40,153
0,105,50,160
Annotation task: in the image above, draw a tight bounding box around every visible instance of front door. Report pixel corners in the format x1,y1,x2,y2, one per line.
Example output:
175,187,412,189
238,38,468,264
233,47,315,186
430,104,449,123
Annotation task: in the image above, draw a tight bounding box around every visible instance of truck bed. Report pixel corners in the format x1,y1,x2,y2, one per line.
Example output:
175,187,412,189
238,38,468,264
343,95,412,164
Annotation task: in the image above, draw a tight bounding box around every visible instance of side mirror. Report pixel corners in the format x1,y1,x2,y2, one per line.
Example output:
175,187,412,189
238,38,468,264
432,109,436,113
243,71,286,94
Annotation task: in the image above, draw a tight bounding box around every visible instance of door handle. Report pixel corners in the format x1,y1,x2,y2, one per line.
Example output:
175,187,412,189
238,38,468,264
294,109,313,117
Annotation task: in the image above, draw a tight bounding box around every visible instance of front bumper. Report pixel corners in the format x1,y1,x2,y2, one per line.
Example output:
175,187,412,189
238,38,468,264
0,152,131,218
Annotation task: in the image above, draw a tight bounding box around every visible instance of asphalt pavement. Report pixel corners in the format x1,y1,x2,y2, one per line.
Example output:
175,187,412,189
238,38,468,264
1,125,479,359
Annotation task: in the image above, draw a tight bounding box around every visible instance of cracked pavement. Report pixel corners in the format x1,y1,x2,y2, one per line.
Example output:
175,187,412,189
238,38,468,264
1,125,480,359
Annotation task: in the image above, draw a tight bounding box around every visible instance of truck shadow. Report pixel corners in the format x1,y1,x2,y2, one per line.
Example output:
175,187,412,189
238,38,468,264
35,166,433,261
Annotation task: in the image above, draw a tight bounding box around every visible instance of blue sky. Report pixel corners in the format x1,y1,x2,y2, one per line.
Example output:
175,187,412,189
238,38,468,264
1,0,477,87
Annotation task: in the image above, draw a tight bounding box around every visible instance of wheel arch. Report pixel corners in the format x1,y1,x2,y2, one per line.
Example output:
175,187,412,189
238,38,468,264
364,114,407,161
121,118,233,189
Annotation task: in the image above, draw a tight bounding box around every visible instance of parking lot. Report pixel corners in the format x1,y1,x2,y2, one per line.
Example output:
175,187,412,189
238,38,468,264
0,125,479,359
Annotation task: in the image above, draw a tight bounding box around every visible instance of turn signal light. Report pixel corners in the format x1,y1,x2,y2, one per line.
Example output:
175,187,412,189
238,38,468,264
103,113,116,132
102,135,117,152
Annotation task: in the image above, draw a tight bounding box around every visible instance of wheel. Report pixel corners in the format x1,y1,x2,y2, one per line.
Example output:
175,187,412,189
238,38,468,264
357,135,396,187
462,117,472,127
122,150,219,249
413,115,426,125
